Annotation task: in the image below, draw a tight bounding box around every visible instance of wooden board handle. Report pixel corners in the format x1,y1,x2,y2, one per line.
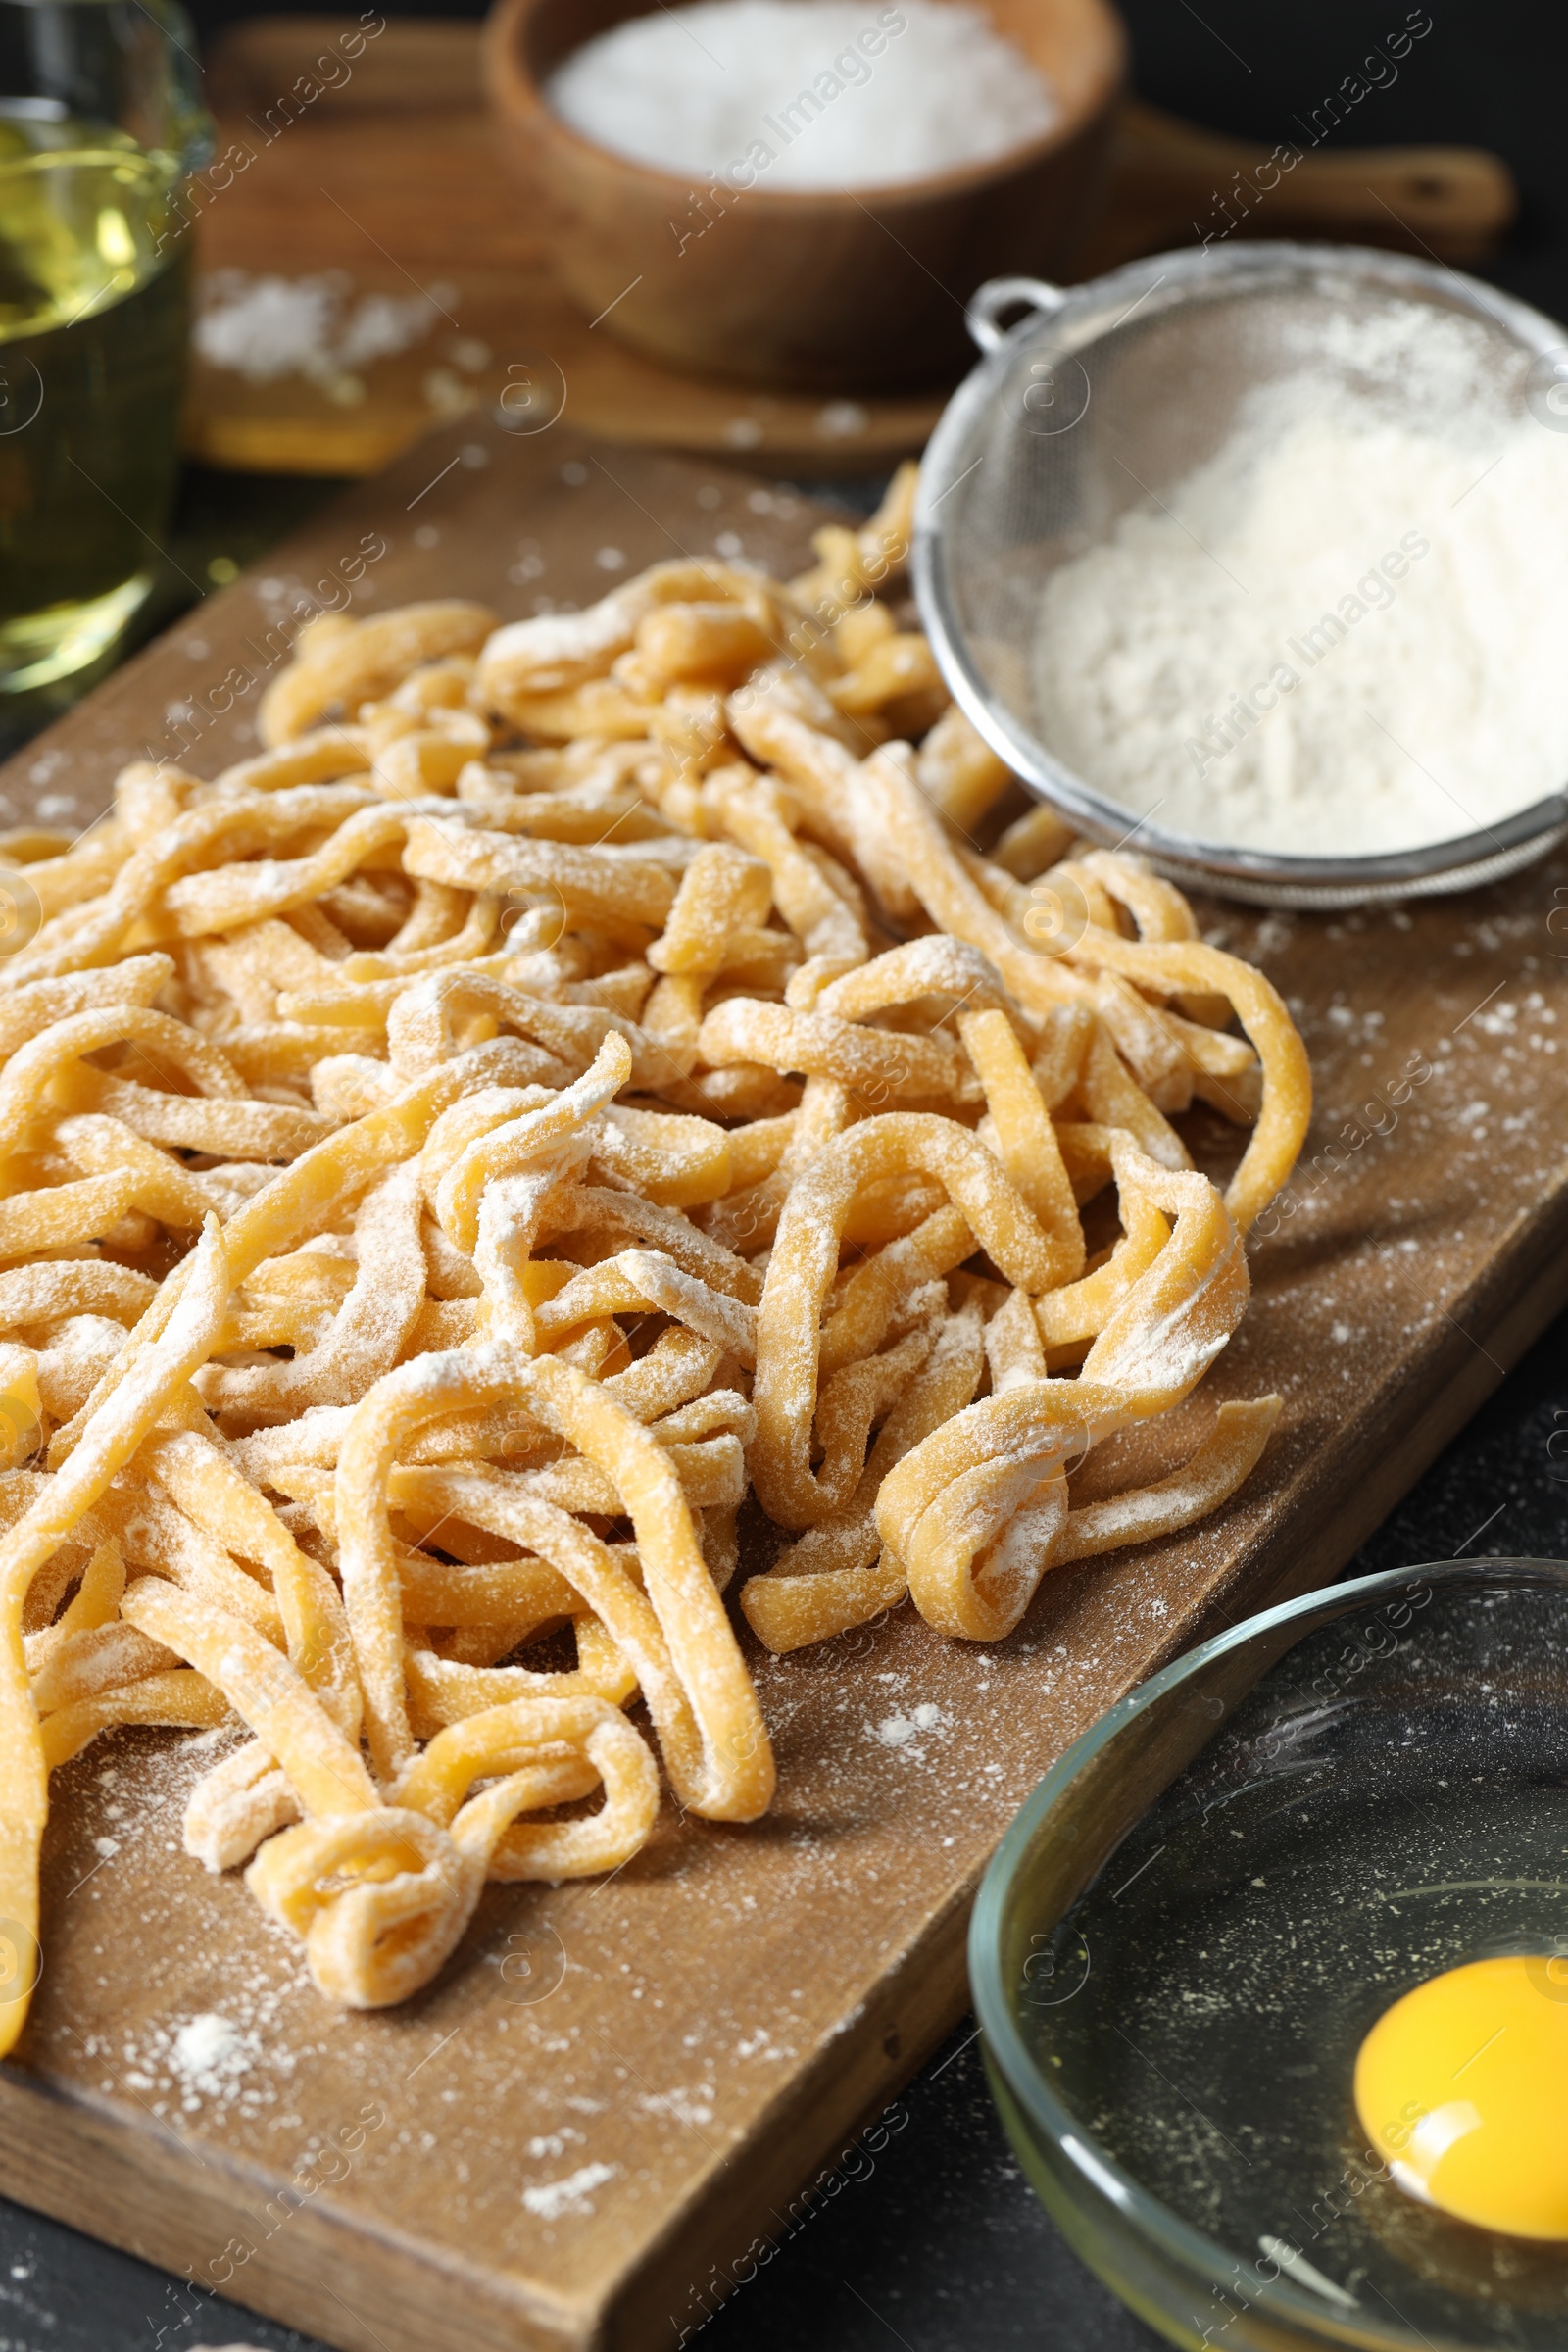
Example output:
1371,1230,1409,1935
1106,99,1517,265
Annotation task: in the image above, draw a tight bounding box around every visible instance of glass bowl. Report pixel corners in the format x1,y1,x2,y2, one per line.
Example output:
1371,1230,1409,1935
970,1559,1568,2351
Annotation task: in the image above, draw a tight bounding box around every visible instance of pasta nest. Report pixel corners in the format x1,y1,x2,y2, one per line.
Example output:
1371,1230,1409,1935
0,466,1310,2033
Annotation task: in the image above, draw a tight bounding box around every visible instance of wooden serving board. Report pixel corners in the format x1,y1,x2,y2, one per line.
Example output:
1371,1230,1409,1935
1,417,1565,2352
182,15,1517,476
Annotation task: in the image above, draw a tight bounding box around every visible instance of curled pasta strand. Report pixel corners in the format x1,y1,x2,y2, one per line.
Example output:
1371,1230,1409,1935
405,1621,638,1729
753,1113,1068,1528
1,784,375,986
142,1427,361,1736
198,1163,427,1427
876,1151,1249,1641
0,956,172,1063
434,1033,633,1257
816,935,1019,1030
184,1738,303,1873
260,600,496,745
40,1669,228,1771
697,998,974,1103
245,1807,482,2010
533,1249,758,1366
1064,935,1311,1230
739,1299,989,1651
335,1340,771,1816
1055,1396,1282,1563
121,1579,374,1819
386,967,662,1088
0,1221,232,2058
396,1694,653,1877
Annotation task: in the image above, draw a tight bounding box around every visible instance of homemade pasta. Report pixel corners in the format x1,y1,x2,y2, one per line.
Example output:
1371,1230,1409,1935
0,466,1310,2044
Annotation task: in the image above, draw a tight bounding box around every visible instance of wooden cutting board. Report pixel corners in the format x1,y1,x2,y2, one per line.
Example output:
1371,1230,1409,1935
182,14,1517,475
0,417,1564,2352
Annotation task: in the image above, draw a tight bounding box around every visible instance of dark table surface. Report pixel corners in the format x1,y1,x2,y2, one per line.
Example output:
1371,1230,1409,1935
4,2,1568,2345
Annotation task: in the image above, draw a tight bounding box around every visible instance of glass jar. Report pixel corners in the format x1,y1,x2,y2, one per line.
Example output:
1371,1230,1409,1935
0,0,213,691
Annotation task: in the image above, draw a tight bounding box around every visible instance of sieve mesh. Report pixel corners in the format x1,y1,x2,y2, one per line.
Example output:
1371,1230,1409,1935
914,243,1568,907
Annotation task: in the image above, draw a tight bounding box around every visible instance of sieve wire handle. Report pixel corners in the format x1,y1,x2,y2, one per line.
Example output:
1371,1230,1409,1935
967,277,1068,354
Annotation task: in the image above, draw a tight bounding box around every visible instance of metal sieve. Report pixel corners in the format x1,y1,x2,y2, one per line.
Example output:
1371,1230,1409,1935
912,241,1568,909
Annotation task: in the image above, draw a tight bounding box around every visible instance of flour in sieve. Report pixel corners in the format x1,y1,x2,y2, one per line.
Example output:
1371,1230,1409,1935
1030,390,1568,856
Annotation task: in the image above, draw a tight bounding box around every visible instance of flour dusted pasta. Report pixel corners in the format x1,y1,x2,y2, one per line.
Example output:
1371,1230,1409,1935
0,466,1309,2048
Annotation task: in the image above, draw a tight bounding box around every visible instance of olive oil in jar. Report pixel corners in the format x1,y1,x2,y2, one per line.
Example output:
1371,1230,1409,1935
0,102,190,690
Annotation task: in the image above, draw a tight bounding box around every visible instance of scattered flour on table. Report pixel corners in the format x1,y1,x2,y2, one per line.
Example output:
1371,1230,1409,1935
193,270,480,411
872,1701,944,1748
521,2161,616,2220
638,2083,716,2126
172,2012,252,2097
110,1999,295,2117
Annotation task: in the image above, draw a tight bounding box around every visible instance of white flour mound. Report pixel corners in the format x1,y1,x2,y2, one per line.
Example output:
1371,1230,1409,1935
170,2011,255,2099
1031,369,1568,856
546,0,1056,189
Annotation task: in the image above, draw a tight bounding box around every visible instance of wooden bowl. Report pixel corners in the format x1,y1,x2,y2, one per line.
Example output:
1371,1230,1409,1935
485,0,1126,394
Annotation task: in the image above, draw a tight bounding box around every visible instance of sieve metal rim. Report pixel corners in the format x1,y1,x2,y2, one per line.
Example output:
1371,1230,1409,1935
912,240,1568,908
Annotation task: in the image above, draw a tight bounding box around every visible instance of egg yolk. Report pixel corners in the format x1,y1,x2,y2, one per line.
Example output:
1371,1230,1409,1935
1354,1954,1568,2238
